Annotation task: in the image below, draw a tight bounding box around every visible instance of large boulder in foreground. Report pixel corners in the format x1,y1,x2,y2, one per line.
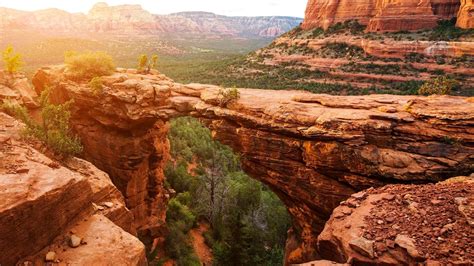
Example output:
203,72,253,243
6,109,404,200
318,176,474,265
0,112,144,265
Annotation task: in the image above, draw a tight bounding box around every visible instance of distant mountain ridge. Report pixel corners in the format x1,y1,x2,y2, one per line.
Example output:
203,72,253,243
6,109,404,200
0,2,303,38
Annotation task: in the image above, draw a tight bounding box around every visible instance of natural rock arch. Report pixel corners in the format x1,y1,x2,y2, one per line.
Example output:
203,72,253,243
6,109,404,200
32,66,474,264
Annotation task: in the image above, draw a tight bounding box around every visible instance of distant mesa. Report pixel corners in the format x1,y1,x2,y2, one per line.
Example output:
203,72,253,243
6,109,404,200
0,2,303,38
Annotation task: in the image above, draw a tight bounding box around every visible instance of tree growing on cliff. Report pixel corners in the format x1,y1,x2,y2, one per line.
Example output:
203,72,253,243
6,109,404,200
2,45,23,74
64,51,115,80
1,88,82,156
418,76,459,95
137,54,158,74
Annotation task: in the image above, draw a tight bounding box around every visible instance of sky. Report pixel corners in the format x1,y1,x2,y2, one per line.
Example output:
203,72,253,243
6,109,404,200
0,0,307,17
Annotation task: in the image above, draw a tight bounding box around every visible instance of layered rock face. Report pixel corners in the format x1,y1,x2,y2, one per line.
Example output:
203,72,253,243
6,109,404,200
0,112,145,265
301,0,467,32
33,66,474,264
367,0,439,32
457,0,474,28
302,0,378,30
318,176,473,264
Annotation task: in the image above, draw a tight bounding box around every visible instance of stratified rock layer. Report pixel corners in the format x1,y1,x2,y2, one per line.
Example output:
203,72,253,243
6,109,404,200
301,0,467,32
318,176,473,264
33,66,474,264
0,112,143,265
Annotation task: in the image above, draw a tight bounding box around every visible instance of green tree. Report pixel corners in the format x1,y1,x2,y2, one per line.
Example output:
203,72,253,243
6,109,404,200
138,54,148,72
137,54,159,74
1,87,83,156
2,45,23,74
165,117,290,265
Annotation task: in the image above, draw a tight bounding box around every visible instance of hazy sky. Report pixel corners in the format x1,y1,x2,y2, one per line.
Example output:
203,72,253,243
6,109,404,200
0,0,307,17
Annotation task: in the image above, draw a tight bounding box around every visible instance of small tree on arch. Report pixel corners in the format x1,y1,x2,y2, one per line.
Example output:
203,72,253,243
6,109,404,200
2,45,23,74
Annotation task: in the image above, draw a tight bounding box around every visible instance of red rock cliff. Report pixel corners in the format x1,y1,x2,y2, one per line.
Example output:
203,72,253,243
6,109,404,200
457,0,474,28
32,66,474,264
301,0,466,32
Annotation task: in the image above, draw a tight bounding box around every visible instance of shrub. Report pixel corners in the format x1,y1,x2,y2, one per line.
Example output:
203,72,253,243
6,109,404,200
167,198,196,231
2,45,23,74
217,87,240,107
88,77,104,95
418,76,458,95
65,51,115,80
1,87,83,156
137,54,158,74
165,224,200,266
429,18,474,41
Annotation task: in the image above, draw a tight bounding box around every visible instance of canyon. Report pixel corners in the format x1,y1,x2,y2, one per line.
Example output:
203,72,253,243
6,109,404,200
301,0,473,32
0,0,473,265
1,66,471,264
0,2,302,39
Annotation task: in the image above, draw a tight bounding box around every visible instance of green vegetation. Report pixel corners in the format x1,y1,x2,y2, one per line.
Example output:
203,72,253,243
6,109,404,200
326,20,366,35
64,51,115,80
217,87,240,107
1,88,82,156
165,197,201,266
2,45,23,73
429,19,474,41
418,76,459,95
138,54,159,73
286,20,365,39
163,117,290,265
319,42,366,59
88,77,104,96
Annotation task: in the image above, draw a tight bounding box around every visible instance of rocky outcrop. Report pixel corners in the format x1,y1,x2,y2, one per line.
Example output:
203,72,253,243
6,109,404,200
33,66,474,264
318,176,473,264
0,71,38,108
301,0,467,32
0,112,145,265
0,3,302,38
457,0,474,29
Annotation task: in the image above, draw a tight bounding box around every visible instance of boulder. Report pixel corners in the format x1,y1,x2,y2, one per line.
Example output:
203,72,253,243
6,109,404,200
318,177,474,264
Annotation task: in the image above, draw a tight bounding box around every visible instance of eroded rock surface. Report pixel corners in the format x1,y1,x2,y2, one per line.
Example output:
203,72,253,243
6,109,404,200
318,176,474,264
0,112,143,265
301,0,468,32
457,0,474,29
0,71,38,108
32,66,474,264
